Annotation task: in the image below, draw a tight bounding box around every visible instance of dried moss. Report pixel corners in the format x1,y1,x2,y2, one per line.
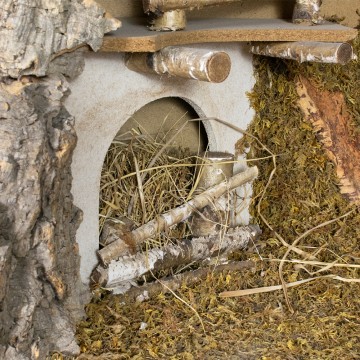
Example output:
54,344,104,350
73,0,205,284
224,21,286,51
69,33,360,360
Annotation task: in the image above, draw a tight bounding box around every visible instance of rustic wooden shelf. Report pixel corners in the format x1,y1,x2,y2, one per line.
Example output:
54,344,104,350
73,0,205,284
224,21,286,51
100,17,358,53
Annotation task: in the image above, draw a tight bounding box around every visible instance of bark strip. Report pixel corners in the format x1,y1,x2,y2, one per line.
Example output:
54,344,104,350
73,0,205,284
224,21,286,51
251,42,354,65
98,166,258,265
126,47,231,83
296,76,360,203
93,225,260,289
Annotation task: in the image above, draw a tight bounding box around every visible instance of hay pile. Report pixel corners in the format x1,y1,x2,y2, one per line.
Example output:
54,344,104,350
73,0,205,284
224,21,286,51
99,132,198,249
52,33,360,360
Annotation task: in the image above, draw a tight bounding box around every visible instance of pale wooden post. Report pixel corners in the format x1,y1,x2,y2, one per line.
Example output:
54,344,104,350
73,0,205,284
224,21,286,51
251,42,354,65
292,0,323,25
126,47,232,83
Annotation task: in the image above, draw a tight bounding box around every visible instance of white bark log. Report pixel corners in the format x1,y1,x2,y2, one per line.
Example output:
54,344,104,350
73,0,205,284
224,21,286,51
119,260,255,302
251,42,354,65
293,0,323,25
93,225,260,291
143,0,242,13
126,47,231,83
98,166,258,265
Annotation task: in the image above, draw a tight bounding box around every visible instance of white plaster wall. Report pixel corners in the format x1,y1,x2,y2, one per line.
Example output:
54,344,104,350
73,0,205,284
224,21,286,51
66,43,255,284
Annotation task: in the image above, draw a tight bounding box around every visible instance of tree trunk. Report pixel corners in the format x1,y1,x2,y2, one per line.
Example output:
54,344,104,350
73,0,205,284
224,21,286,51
0,1,120,359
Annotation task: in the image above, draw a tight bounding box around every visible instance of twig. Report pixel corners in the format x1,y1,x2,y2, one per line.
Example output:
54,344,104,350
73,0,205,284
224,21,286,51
219,273,360,298
278,209,355,312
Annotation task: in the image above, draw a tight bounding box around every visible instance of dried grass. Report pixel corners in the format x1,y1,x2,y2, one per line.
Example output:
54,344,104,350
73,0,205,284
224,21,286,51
99,129,199,248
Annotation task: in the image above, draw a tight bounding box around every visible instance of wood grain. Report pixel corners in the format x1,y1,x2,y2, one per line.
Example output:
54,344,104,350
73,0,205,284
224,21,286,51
100,17,357,52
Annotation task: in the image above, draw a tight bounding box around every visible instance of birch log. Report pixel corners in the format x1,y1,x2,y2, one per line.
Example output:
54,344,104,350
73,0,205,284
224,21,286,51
126,47,231,83
148,10,187,31
93,225,260,290
119,260,255,302
143,0,242,13
97,166,258,265
292,0,323,25
251,42,354,65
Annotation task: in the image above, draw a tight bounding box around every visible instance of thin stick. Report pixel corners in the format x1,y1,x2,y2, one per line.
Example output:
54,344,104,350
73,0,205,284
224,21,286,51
278,209,355,312
219,273,360,298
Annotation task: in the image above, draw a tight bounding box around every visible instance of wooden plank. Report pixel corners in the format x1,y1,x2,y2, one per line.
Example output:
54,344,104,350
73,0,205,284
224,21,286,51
100,18,358,53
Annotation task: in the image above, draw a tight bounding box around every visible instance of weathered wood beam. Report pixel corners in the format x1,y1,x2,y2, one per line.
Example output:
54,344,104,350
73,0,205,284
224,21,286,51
251,41,354,65
293,0,323,25
97,166,258,265
126,46,231,82
143,0,242,31
92,225,260,290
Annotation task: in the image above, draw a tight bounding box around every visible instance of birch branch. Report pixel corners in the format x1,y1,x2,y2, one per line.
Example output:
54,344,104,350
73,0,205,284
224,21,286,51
120,260,255,302
126,47,231,83
251,42,354,65
97,165,258,265
93,225,261,289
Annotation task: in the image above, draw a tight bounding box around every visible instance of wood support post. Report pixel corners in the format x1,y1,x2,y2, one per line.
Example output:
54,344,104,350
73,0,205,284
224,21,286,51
251,42,354,65
143,0,242,13
292,0,323,25
148,9,187,31
125,47,232,83
143,0,242,31
190,152,234,236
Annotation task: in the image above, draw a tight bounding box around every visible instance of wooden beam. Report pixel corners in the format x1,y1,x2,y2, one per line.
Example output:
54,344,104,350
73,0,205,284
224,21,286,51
251,41,354,64
100,18,358,53
125,47,231,82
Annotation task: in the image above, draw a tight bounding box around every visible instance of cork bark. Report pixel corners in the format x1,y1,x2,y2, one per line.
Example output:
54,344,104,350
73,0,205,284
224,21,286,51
296,75,360,204
0,0,120,358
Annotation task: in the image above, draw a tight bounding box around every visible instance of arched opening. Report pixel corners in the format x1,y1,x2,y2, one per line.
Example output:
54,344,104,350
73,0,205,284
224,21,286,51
99,97,208,251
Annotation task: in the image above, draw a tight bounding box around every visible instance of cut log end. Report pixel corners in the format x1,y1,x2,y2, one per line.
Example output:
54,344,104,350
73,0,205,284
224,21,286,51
207,52,232,83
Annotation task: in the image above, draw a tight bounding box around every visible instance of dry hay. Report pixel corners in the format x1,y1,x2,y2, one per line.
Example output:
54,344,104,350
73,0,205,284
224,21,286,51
99,131,199,249
59,30,360,360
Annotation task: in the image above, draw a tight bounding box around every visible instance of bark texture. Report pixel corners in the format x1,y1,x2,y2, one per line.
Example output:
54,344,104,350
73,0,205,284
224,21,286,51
0,0,121,358
296,75,360,204
0,75,84,359
0,0,120,78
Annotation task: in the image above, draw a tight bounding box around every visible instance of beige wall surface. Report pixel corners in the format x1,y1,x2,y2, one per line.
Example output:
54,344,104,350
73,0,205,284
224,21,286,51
96,0,360,27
